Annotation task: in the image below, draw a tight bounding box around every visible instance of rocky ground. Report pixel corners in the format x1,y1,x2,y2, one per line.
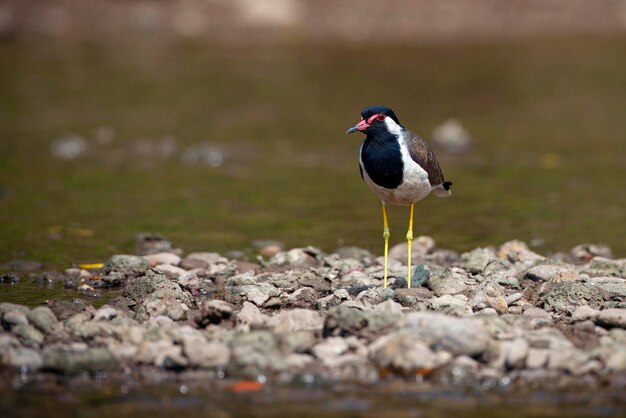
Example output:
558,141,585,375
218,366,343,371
1,236,626,391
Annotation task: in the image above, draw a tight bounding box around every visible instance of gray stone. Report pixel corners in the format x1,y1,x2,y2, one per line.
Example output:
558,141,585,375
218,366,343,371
370,331,442,373
180,252,227,270
270,248,320,267
135,339,187,368
268,309,323,334
280,331,317,354
404,312,490,356
312,337,349,360
181,330,230,368
228,330,285,377
388,236,435,264
571,305,600,321
11,323,44,347
470,280,508,314
144,252,181,267
236,301,268,328
27,306,59,334
410,264,432,287
430,294,468,311
0,302,30,316
505,293,523,305
540,282,606,313
581,257,626,278
459,247,497,273
483,260,520,287
547,348,592,375
588,277,626,297
93,305,119,321
105,254,149,278
154,264,187,279
504,338,529,369
428,267,477,296
523,307,552,320
197,300,234,327
571,243,613,262
355,287,394,306
526,348,549,369
43,346,117,374
5,347,43,370
2,309,29,329
394,287,432,308
225,282,281,307
497,240,544,265
524,264,578,282
47,299,93,321
596,309,626,328
324,304,403,340
102,272,126,287
123,270,194,321
316,289,350,311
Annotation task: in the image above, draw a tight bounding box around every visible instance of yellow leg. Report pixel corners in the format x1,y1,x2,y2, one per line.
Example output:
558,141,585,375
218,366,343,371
382,202,390,288
406,203,414,288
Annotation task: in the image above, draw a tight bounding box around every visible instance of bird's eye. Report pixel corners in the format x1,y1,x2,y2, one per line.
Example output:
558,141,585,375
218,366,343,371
376,114,386,122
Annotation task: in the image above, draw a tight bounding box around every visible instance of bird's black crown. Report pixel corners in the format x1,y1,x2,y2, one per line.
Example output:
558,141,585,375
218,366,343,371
361,106,402,126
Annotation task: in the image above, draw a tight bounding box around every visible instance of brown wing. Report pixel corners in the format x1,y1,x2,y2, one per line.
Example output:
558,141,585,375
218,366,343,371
406,130,445,186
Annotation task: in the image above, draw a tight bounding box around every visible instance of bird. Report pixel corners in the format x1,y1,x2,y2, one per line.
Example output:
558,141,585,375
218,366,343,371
347,106,452,288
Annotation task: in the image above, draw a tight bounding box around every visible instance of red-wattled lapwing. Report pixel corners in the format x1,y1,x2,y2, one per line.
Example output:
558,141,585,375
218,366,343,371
347,106,452,288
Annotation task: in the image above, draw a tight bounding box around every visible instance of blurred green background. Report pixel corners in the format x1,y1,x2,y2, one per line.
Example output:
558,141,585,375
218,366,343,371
0,2,625,268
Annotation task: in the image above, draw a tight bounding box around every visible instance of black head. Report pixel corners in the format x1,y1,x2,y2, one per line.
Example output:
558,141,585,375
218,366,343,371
346,106,402,135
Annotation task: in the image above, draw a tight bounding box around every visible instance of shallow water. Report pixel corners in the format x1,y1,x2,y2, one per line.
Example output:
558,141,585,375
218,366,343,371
1,36,625,275
2,377,625,418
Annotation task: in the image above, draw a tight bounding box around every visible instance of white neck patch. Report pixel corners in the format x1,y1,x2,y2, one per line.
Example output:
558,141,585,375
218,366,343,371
384,117,404,139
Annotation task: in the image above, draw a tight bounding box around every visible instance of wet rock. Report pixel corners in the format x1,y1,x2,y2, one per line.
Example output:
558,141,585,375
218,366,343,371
596,309,626,329
0,272,20,284
134,232,175,256
571,243,613,263
228,330,285,377
324,304,403,340
268,309,323,334
370,331,442,373
48,299,93,321
588,277,626,297
540,282,606,313
524,264,578,282
355,287,394,306
427,267,476,296
316,289,350,310
105,255,149,279
405,312,490,356
459,247,497,273
4,347,43,370
236,301,268,328
11,324,44,347
144,252,181,267
196,300,234,327
470,280,508,314
581,257,626,278
33,271,65,285
26,306,59,334
1,259,43,271
123,270,194,321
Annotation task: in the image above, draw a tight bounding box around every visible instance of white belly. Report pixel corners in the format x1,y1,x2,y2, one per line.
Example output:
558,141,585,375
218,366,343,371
360,141,433,206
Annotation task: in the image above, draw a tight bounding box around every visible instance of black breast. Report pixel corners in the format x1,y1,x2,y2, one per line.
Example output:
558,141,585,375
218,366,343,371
360,133,404,189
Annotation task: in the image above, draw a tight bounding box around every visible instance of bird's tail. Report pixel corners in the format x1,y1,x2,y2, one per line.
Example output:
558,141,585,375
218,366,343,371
433,181,452,198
